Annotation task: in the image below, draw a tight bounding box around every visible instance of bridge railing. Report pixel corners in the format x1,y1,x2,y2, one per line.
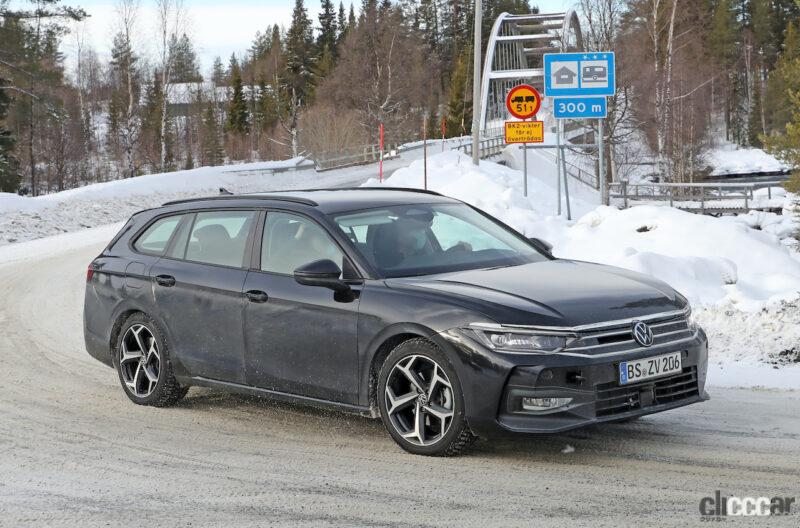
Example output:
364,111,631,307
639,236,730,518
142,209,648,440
609,181,785,214
458,136,506,159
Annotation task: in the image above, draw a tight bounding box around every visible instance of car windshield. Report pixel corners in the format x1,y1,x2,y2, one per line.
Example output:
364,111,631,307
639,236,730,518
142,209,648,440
332,203,549,278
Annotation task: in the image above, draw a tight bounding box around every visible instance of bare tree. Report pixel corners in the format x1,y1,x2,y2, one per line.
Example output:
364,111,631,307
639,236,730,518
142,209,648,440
154,0,187,171
115,0,141,178
579,0,638,188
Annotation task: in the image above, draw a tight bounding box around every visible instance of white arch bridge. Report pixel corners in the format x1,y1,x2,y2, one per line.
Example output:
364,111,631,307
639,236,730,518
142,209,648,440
480,11,583,136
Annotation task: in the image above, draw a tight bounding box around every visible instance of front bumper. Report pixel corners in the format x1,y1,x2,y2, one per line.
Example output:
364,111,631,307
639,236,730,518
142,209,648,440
439,327,709,438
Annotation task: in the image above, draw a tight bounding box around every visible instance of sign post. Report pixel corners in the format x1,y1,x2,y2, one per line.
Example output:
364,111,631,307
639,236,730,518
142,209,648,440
379,122,384,182
544,51,615,210
504,84,543,197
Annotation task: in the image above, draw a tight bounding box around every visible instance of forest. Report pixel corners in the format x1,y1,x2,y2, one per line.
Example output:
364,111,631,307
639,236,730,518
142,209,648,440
0,0,799,196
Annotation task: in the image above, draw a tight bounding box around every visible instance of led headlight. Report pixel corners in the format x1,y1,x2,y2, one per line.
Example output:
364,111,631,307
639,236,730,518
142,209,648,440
686,308,698,331
470,328,569,353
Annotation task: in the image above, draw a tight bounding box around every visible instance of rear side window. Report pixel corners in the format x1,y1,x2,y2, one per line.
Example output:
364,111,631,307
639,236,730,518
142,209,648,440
133,215,183,255
185,211,256,268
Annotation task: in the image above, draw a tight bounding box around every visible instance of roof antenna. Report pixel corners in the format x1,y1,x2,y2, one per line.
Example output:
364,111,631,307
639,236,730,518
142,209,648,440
219,187,234,195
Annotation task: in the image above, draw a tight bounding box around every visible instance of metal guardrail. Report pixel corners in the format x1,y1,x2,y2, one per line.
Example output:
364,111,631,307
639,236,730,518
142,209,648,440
312,143,400,171
458,137,506,159
609,181,785,214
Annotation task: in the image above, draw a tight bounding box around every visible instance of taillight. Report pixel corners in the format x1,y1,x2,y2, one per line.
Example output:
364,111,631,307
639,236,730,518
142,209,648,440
87,264,95,282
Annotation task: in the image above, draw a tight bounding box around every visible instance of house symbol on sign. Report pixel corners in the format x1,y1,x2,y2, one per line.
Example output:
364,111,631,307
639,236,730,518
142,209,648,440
554,66,577,85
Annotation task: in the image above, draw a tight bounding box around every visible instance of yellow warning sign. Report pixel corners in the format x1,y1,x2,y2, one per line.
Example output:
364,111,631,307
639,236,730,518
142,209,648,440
504,121,544,144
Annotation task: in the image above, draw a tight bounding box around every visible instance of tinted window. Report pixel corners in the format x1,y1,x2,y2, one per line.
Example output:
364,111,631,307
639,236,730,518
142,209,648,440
185,211,256,267
333,203,547,277
134,215,183,255
261,212,345,275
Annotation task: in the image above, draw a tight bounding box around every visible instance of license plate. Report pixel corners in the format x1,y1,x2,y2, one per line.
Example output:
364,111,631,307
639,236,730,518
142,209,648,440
619,352,682,385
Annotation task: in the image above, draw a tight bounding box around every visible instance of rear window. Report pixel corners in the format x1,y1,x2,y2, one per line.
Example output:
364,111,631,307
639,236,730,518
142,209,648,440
133,215,183,255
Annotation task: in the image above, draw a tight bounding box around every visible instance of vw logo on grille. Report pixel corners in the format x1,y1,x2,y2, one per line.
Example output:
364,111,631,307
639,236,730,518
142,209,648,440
632,321,654,347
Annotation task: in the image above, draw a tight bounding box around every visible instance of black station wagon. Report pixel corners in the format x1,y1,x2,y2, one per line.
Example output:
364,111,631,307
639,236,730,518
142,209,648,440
84,188,708,456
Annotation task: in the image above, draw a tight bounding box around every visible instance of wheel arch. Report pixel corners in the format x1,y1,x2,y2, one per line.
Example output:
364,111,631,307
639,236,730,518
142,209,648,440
363,323,461,417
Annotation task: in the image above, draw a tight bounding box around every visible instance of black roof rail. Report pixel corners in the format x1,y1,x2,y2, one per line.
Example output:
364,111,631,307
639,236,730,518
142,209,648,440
290,186,444,196
162,194,318,207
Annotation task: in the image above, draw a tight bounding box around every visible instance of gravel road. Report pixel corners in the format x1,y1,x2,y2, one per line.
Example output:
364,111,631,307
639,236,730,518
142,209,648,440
0,228,797,527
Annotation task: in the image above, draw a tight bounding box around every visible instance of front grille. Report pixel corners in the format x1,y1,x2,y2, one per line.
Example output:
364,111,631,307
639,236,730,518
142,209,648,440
564,315,695,357
595,366,699,417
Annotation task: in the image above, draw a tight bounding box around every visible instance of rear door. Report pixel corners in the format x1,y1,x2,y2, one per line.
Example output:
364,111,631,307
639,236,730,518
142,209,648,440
242,210,361,404
150,209,257,384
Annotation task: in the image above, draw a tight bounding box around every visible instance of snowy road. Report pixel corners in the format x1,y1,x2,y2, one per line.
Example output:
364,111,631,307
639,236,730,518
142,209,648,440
0,228,798,527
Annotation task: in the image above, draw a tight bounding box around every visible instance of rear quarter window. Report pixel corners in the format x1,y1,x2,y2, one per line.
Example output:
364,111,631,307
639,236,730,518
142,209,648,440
133,215,184,255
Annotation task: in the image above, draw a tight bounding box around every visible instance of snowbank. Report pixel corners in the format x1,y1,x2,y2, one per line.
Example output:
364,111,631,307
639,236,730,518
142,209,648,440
365,150,800,387
705,141,789,176
0,157,395,246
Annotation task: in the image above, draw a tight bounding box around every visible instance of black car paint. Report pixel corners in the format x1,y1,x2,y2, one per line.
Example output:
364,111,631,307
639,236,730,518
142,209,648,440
84,189,708,437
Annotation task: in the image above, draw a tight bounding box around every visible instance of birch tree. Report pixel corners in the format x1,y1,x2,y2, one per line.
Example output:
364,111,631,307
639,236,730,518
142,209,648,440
155,0,187,171
113,0,140,178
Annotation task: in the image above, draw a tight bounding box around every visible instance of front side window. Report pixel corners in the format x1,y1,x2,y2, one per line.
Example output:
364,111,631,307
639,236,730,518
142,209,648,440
261,212,345,275
184,211,256,267
333,203,547,278
133,215,183,255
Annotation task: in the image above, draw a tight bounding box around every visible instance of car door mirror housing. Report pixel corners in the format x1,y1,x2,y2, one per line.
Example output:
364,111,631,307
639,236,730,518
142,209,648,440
528,237,553,254
294,259,350,293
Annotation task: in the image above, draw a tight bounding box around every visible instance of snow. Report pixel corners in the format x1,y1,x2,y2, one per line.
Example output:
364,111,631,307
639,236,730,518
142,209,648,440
0,157,406,246
705,140,789,176
366,150,800,388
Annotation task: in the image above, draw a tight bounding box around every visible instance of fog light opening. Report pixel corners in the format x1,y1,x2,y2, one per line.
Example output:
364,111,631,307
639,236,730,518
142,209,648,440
521,397,573,412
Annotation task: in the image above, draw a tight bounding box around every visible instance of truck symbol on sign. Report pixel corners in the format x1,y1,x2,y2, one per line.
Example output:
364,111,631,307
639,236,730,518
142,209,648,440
582,65,607,82
511,96,524,103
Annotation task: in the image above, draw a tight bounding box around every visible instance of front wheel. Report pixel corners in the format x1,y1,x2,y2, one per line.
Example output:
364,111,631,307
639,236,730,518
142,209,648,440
114,313,187,407
378,339,475,456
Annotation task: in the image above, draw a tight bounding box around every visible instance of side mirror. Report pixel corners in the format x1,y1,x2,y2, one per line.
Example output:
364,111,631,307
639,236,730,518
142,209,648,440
528,237,553,253
294,259,350,293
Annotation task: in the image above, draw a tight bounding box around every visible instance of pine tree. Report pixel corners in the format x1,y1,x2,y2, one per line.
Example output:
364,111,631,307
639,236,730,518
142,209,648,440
227,55,249,134
337,2,348,44
318,0,338,57
764,28,800,191
202,103,224,166
285,0,316,104
348,3,356,29
709,0,741,142
766,21,800,133
169,33,202,83
0,81,21,193
444,53,471,137
211,56,225,86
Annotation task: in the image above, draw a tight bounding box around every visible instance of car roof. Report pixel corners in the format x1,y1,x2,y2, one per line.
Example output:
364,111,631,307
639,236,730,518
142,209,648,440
162,187,461,214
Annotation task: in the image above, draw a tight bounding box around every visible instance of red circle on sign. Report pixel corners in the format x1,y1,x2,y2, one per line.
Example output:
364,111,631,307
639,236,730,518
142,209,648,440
506,84,542,120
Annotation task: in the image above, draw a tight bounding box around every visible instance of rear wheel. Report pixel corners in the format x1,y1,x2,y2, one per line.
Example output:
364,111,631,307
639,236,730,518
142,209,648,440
378,339,475,456
114,313,187,407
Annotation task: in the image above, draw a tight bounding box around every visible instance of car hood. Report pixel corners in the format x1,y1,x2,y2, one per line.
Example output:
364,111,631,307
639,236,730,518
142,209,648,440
385,260,686,327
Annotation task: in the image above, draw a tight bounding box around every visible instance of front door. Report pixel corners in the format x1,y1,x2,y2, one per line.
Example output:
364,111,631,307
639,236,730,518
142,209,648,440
243,211,360,404
150,209,257,383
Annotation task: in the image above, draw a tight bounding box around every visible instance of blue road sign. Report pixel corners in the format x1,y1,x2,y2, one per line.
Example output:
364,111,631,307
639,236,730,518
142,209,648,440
543,52,616,97
553,97,607,119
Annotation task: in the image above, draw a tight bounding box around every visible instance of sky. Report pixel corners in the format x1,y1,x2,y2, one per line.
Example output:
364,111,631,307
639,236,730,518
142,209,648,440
15,0,574,75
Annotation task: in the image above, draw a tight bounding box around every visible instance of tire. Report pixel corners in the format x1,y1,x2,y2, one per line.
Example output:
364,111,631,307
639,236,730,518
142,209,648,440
113,312,188,407
378,338,476,456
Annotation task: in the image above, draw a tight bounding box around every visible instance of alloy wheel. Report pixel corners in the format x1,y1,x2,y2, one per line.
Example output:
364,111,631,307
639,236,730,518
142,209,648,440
384,355,454,446
119,324,161,398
